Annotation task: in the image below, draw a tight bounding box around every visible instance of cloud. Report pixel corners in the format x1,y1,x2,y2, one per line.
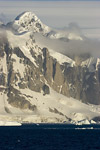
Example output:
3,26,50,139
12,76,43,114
0,28,7,45
34,32,100,59
0,13,9,24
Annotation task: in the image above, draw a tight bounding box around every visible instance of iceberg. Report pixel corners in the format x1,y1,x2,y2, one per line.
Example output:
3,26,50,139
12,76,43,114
0,121,22,126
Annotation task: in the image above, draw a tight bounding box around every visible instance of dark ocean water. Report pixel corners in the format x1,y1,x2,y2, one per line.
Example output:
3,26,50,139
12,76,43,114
0,124,100,150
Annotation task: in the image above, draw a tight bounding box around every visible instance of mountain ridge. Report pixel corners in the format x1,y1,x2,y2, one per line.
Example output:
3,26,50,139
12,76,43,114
0,11,100,124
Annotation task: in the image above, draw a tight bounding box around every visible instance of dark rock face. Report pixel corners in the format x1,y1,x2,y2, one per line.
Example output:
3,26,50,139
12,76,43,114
41,48,100,104
42,84,50,95
7,86,37,111
92,116,100,123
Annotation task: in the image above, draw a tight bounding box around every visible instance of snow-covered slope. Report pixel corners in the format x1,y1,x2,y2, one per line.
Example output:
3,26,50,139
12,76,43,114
19,88,100,124
0,86,100,124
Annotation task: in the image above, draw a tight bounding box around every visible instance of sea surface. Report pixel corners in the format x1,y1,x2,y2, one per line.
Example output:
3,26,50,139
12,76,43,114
0,124,100,150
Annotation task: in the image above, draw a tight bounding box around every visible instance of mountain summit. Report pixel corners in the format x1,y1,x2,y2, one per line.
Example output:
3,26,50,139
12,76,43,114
0,12,100,124
7,11,50,34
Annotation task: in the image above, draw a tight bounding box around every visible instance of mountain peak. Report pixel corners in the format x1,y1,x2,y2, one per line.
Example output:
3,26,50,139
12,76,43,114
9,11,50,34
15,11,38,22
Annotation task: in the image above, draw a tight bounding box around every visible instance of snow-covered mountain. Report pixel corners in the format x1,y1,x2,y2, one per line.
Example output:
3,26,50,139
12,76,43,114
7,12,50,34
0,11,100,124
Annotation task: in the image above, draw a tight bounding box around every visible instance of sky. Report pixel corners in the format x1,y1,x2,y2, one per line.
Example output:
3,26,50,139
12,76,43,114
0,0,100,38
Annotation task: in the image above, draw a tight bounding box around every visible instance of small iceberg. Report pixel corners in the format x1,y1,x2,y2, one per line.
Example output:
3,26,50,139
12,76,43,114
36,123,39,126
